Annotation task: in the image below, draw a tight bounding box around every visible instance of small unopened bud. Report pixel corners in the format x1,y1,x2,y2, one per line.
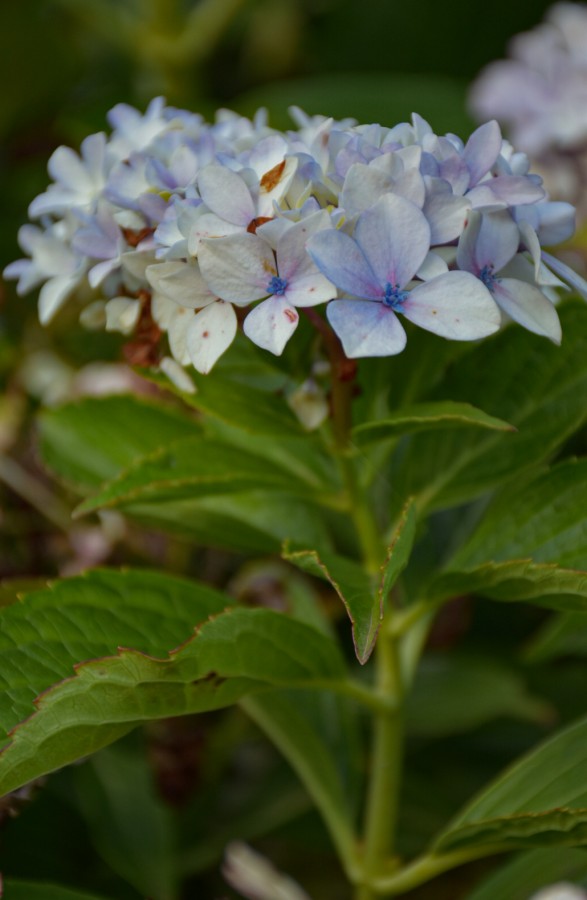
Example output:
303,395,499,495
223,841,311,900
287,378,329,430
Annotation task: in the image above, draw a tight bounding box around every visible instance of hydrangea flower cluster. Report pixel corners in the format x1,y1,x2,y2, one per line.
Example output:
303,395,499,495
470,3,587,216
5,97,583,385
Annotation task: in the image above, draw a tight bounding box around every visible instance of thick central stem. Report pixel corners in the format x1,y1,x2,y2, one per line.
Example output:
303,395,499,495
356,622,404,899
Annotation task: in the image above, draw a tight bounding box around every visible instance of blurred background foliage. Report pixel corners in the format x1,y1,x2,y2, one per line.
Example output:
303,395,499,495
1,2,584,898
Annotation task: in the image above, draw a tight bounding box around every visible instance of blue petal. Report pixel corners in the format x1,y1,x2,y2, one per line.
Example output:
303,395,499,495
306,229,381,300
354,194,430,290
326,299,406,357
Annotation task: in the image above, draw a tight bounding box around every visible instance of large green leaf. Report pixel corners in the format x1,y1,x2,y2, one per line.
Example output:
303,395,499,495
75,742,178,900
124,489,333,554
390,301,587,513
406,655,550,737
435,713,587,853
466,847,587,900
428,560,587,613
38,391,335,554
449,458,587,571
352,402,513,447
38,395,199,491
0,570,347,797
283,499,417,663
74,435,325,517
143,363,303,437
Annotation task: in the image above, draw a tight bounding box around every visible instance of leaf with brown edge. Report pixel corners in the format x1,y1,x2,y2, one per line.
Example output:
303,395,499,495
428,559,587,613
283,499,417,663
435,713,587,854
0,574,347,798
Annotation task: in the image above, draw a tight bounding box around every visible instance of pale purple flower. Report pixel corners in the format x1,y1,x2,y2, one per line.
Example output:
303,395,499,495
72,208,126,288
29,133,109,218
4,223,86,324
457,210,562,341
307,194,500,358
147,260,238,373
198,210,336,354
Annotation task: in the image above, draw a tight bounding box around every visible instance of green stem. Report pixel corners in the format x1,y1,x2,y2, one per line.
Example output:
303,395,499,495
356,622,404,900
370,844,511,895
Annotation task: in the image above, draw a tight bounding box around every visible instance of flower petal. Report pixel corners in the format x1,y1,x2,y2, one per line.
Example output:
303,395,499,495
243,296,299,355
457,210,519,274
463,120,502,187
38,276,78,325
198,233,275,304
493,278,562,343
402,271,501,339
146,261,216,308
326,299,406,358
306,228,381,300
197,165,255,226
187,301,237,373
354,193,430,289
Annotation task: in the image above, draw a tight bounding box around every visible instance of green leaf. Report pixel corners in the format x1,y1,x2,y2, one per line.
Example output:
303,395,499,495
241,691,354,860
74,435,321,517
524,612,587,664
0,882,111,900
125,489,333,554
0,568,228,743
0,570,346,798
465,847,587,900
435,713,587,853
406,655,550,737
352,402,514,447
284,499,417,663
143,363,303,437
75,742,178,900
449,458,587,571
429,560,587,613
38,395,199,491
391,301,587,513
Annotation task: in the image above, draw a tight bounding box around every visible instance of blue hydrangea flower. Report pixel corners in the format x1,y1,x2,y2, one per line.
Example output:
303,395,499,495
308,194,501,357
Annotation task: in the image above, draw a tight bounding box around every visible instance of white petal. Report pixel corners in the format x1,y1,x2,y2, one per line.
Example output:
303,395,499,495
146,261,216,308
326,299,406,358
197,165,255,226
243,296,299,355
187,213,243,256
493,278,562,343
187,301,237,373
416,251,449,281
38,276,78,324
284,272,337,308
167,306,193,364
403,271,501,340
159,356,197,393
198,233,274,304
341,165,393,217
105,297,141,334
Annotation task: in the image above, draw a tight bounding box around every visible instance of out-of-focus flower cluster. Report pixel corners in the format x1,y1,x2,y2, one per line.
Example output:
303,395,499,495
5,98,584,386
470,3,587,218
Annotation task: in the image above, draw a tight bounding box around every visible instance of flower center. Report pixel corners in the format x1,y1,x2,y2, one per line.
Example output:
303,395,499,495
480,263,497,292
267,275,288,296
382,281,408,310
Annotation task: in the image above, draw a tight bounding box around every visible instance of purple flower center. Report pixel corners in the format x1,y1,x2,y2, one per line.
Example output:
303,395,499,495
267,275,288,296
382,281,408,311
480,264,497,292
